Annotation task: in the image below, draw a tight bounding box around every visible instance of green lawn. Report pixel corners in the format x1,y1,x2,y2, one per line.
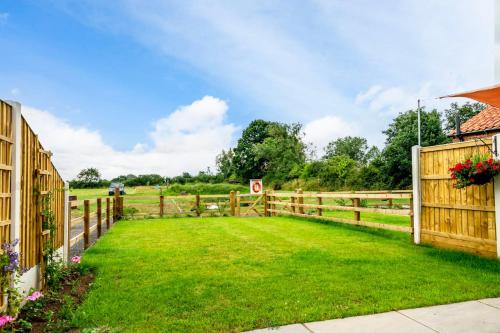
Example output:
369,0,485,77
74,216,500,332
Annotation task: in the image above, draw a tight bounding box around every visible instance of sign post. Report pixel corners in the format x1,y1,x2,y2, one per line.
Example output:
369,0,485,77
250,179,263,195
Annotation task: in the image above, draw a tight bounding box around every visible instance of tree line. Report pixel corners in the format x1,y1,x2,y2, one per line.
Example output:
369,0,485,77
70,102,484,190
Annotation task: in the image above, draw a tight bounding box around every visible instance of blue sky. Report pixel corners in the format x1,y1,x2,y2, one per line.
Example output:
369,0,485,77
0,0,495,179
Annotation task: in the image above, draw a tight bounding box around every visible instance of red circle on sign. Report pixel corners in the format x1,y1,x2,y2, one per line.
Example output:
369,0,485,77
252,181,262,193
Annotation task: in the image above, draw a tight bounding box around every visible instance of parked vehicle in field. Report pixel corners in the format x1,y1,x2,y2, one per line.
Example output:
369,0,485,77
108,183,125,196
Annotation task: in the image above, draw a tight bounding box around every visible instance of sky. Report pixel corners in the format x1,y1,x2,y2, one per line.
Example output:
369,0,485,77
0,0,495,180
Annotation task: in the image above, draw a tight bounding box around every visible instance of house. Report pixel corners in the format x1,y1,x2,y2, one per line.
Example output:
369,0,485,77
450,105,500,142
442,84,500,142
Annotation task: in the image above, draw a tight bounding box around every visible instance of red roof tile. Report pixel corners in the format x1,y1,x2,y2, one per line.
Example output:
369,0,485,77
454,105,500,134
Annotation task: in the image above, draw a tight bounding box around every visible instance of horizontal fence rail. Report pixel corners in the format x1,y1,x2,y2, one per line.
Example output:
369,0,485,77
265,190,413,233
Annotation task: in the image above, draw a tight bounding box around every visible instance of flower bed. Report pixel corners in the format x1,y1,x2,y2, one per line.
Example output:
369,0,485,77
0,255,94,332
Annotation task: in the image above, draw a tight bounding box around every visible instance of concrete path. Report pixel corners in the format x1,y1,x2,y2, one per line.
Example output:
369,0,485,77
245,297,500,333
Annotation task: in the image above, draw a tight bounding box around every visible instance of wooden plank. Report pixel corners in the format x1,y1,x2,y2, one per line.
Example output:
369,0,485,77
0,220,11,227
421,202,494,212
273,192,412,199
267,201,411,216
0,164,12,171
0,134,13,143
420,139,492,152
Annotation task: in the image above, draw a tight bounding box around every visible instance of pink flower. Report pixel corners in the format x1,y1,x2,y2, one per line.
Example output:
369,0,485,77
71,256,81,264
0,315,14,326
27,291,43,301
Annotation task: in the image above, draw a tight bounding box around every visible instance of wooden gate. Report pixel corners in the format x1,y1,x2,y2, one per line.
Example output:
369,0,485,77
418,139,496,257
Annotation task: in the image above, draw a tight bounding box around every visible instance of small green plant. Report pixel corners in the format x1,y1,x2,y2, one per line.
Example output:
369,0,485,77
124,207,139,219
360,199,368,208
334,198,348,206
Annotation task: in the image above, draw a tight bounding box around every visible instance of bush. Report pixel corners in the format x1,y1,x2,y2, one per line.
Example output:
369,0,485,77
167,183,248,195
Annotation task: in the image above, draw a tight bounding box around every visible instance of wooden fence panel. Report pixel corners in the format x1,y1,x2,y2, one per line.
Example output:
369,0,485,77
20,116,65,269
420,139,496,257
0,101,12,250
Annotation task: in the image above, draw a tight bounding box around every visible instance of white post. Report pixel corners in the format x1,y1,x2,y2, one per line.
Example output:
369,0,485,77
411,145,421,244
63,182,69,262
8,101,22,251
493,134,500,258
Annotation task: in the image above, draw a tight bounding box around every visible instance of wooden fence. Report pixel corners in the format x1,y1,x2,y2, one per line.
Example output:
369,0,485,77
68,193,122,254
117,191,265,218
0,100,68,299
414,139,497,257
266,190,413,233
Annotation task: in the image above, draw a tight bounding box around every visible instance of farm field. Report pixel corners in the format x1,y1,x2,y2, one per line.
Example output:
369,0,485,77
73,216,500,333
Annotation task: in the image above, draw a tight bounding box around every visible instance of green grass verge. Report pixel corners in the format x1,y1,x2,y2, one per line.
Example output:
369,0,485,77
74,216,500,332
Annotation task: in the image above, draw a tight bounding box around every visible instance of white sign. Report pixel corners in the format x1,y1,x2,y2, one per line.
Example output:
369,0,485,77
250,179,263,194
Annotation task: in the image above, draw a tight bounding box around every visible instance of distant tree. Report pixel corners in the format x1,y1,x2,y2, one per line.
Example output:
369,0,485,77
324,136,379,164
443,102,485,132
253,123,306,185
381,108,450,188
71,167,103,188
232,120,276,181
216,149,235,179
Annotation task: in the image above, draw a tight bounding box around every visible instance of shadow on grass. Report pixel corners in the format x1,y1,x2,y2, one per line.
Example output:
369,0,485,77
285,215,500,273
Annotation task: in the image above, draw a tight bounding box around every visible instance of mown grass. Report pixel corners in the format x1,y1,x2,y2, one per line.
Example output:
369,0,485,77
74,216,500,332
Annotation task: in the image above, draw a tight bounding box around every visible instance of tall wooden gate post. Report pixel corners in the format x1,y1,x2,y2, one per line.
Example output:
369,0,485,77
229,191,235,216
493,134,500,257
411,145,421,244
235,191,241,217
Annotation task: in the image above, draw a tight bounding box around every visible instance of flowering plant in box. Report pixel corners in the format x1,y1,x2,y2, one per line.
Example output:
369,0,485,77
449,155,500,189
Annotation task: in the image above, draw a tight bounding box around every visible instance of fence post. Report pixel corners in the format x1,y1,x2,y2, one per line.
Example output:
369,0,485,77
160,195,164,218
263,191,269,217
352,198,361,221
317,193,322,217
84,200,90,249
411,145,421,244
291,194,296,214
297,189,304,215
235,191,241,217
106,197,110,228
229,191,235,216
112,198,116,223
195,194,201,217
492,134,500,257
97,198,102,238
120,196,124,219
114,188,120,220
9,101,22,257
63,182,70,262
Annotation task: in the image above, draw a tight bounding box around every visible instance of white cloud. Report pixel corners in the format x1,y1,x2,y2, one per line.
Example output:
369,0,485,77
10,88,20,96
22,96,237,180
304,116,357,155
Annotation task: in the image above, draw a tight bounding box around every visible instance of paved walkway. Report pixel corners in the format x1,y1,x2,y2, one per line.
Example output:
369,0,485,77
245,297,500,333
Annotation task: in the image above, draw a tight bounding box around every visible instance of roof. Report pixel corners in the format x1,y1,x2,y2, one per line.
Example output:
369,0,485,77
441,84,500,108
451,105,500,135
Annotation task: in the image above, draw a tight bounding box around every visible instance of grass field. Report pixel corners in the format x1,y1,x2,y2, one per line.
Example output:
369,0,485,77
74,216,500,332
